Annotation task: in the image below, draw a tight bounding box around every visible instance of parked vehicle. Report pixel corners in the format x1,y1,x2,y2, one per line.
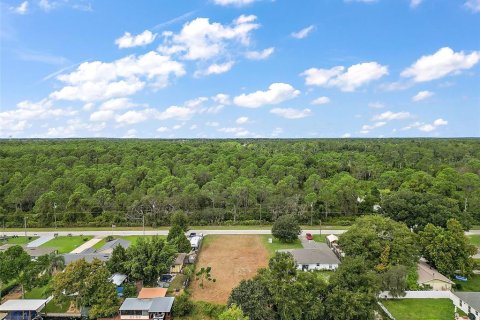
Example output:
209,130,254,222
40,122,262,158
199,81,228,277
306,233,313,241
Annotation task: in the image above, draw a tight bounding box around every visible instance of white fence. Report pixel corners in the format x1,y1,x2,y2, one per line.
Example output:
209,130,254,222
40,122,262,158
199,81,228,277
379,290,453,299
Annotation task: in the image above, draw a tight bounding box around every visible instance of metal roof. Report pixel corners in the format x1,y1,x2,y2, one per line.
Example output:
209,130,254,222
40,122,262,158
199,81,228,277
110,273,127,286
454,292,480,311
119,298,174,313
98,239,130,253
62,253,111,265
0,300,48,312
289,245,341,265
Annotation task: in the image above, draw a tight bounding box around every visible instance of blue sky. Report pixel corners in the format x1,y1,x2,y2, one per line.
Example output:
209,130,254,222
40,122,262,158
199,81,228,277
1,0,479,138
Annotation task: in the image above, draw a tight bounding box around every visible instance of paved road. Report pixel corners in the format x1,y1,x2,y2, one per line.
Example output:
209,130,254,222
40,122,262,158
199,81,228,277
3,228,480,238
2,229,347,237
26,235,55,247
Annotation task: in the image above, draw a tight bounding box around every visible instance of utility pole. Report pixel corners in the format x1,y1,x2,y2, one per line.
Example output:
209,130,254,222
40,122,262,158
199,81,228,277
142,212,145,236
319,219,322,236
24,216,27,237
53,202,57,230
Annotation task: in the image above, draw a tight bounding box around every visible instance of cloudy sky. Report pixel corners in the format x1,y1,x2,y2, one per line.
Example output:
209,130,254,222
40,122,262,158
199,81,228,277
1,0,479,138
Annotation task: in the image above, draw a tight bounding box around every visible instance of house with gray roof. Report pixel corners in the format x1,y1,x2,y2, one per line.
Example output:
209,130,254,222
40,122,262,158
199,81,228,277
0,299,48,320
0,244,57,260
288,244,341,271
452,292,480,320
97,239,130,254
62,238,130,265
119,297,174,320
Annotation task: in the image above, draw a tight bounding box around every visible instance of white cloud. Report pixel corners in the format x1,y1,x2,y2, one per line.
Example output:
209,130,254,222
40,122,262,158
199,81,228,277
291,25,315,39
100,98,137,110
172,124,183,130
212,93,230,105
185,97,208,108
301,62,388,92
39,0,54,11
159,15,260,61
410,0,422,8
234,83,300,108
189,124,198,130
401,47,480,82
270,108,312,119
156,106,195,121
236,116,249,124
368,102,385,109
342,133,352,138
157,127,170,132
412,90,434,102
401,118,448,132
465,0,480,13
271,127,283,137
245,47,274,60
206,121,220,127
361,121,386,132
90,110,114,122
372,111,412,121
196,61,234,77
115,30,157,49
218,127,250,136
123,129,137,138
115,110,151,124
311,96,330,105
44,119,105,138
212,0,257,6
14,1,28,14
51,51,185,101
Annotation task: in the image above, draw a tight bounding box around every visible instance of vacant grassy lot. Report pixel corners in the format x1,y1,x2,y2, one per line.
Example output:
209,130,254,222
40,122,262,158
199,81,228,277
454,274,480,291
191,235,268,304
261,234,303,256
1,236,38,245
382,299,458,320
41,236,92,253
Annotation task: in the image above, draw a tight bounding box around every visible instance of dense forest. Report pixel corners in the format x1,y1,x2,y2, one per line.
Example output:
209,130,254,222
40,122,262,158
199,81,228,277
0,139,479,228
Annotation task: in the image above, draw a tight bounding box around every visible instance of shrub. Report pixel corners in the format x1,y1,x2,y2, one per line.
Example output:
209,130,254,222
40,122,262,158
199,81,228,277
272,214,301,243
172,292,194,316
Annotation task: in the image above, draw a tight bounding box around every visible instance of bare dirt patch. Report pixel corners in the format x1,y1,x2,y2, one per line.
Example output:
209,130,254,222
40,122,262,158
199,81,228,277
190,235,269,304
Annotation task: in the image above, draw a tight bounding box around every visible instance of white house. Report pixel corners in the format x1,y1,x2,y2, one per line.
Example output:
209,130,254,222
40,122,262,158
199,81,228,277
289,244,341,271
119,297,174,320
452,292,480,320
417,259,454,291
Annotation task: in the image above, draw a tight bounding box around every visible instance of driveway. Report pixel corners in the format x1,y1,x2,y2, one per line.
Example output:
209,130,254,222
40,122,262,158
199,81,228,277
69,237,103,254
26,235,55,248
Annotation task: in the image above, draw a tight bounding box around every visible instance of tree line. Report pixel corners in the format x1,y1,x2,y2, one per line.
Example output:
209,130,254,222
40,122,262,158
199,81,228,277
0,139,479,228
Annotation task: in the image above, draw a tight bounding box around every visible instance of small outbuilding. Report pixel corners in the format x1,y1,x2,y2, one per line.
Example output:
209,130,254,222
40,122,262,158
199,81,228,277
417,259,454,291
170,253,187,274
452,292,480,320
0,299,48,320
289,244,341,271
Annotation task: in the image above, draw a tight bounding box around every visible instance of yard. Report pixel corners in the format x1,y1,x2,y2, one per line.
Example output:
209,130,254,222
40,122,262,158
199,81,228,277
454,274,480,291
1,236,38,245
468,235,480,246
24,285,70,313
92,235,162,249
190,235,269,304
382,299,460,320
40,236,92,253
261,234,303,256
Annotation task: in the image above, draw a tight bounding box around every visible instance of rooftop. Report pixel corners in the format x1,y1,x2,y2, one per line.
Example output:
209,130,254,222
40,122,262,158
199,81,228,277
173,253,187,265
0,245,56,257
0,300,48,312
453,292,480,311
417,259,454,285
119,298,174,313
110,273,127,286
289,244,341,265
98,239,130,253
137,288,167,299
62,253,111,264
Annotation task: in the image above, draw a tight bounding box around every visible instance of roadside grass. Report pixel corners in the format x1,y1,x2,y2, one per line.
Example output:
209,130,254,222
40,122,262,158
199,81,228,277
468,235,480,246
382,299,460,320
261,234,303,257
3,225,348,232
312,234,327,242
40,236,92,253
1,236,38,245
454,274,480,291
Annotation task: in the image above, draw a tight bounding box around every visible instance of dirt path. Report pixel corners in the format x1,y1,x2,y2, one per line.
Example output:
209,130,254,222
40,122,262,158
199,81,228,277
190,235,269,304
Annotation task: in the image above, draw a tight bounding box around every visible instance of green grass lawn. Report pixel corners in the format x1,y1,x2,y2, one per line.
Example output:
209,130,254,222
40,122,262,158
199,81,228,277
40,236,92,253
44,300,70,313
468,235,480,246
312,234,327,242
261,234,303,256
24,286,48,299
24,285,70,313
382,299,460,320
92,235,163,250
0,236,38,245
454,274,480,291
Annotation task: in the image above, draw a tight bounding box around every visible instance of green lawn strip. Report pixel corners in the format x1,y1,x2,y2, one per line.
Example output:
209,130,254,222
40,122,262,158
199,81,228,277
24,286,48,299
261,234,303,257
44,300,70,313
167,274,187,294
312,234,327,242
454,274,480,291
3,225,348,232
1,236,39,245
40,236,93,253
468,235,480,246
382,299,459,320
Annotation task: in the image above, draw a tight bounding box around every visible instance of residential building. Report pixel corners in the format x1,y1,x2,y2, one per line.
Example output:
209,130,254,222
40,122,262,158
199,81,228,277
137,288,167,299
0,299,48,320
0,245,57,260
417,259,454,291
170,253,187,274
288,244,341,271
452,292,480,320
119,297,174,320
